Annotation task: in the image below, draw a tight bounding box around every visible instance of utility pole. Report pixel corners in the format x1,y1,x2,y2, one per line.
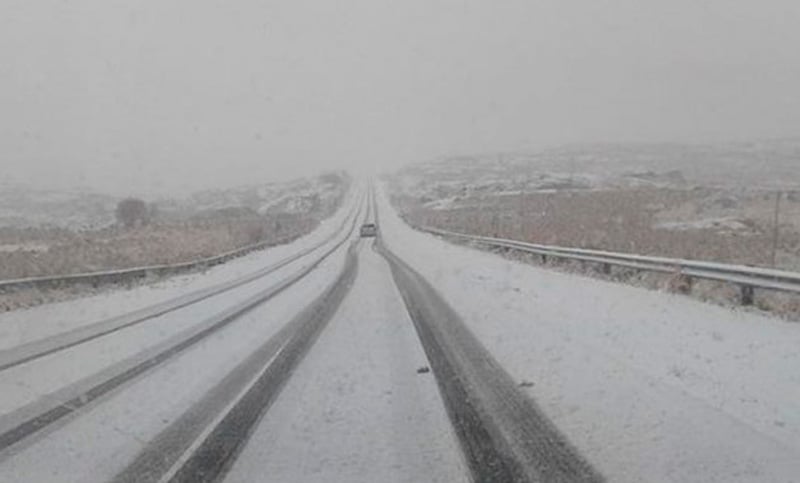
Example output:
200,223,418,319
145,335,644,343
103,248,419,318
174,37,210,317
771,190,782,267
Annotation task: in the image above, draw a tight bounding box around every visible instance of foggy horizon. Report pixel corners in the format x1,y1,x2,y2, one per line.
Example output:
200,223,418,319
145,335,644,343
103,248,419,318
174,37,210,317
3,0,800,196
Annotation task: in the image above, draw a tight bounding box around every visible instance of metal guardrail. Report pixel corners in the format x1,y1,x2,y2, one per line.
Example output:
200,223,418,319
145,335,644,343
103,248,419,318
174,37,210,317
0,185,366,295
0,231,310,294
419,226,800,305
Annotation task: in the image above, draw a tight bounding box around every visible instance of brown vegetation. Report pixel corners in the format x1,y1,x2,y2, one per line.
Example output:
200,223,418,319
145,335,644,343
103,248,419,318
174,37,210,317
115,198,150,228
392,184,800,319
395,188,800,270
0,173,350,281
0,214,314,280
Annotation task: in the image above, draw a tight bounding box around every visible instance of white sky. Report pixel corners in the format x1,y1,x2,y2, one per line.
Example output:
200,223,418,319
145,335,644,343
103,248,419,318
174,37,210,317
2,0,799,195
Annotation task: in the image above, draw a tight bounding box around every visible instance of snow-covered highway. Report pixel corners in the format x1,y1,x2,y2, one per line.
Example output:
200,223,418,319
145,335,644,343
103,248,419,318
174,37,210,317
376,186,800,482
0,184,799,482
224,241,467,483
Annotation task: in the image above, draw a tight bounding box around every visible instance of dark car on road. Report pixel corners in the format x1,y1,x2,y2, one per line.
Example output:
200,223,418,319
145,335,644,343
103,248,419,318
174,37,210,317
360,223,377,237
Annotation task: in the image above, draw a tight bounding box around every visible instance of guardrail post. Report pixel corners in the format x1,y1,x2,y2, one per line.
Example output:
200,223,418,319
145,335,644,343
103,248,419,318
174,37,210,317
540,254,547,264
601,263,611,275
740,285,755,306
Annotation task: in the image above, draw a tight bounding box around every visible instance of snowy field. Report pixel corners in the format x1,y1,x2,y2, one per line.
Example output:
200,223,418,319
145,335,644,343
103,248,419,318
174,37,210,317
226,242,468,483
0,185,361,351
0,181,797,482
378,184,800,482
0,236,351,483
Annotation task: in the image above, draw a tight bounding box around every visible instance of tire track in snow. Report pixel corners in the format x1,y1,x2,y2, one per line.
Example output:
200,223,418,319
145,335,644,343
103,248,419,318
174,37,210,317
375,200,603,483
0,197,365,457
138,243,359,483
0,192,365,372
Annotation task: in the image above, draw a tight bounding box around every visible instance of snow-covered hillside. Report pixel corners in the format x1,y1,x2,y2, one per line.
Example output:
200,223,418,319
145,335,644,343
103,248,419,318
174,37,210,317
0,172,349,230
387,141,800,273
161,173,348,220
0,184,118,230
393,140,800,197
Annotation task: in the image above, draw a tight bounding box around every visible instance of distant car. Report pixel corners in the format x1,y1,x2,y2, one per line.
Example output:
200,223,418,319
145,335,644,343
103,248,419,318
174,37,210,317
360,223,377,237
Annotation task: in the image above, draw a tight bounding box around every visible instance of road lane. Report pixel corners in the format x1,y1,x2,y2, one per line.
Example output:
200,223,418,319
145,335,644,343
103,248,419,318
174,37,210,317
224,241,468,483
0,185,364,352
375,183,800,482
0,237,352,482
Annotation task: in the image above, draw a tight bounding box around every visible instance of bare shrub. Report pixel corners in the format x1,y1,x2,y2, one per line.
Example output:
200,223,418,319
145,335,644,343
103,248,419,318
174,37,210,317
116,198,149,228
392,182,800,320
666,269,693,294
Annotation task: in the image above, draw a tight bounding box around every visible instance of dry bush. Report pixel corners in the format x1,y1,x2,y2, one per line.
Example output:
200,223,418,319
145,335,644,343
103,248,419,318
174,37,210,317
399,188,800,269
666,269,693,295
394,186,800,320
116,198,150,228
0,210,318,280
0,174,351,312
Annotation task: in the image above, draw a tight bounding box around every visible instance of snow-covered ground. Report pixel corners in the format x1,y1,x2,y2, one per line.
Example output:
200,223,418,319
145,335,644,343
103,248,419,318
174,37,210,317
653,217,750,232
0,243,49,253
0,185,362,351
0,243,341,416
377,184,800,482
393,140,800,196
0,173,349,230
0,237,352,483
2,179,798,482
225,242,467,483
0,198,467,483
0,184,366,482
0,184,118,230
